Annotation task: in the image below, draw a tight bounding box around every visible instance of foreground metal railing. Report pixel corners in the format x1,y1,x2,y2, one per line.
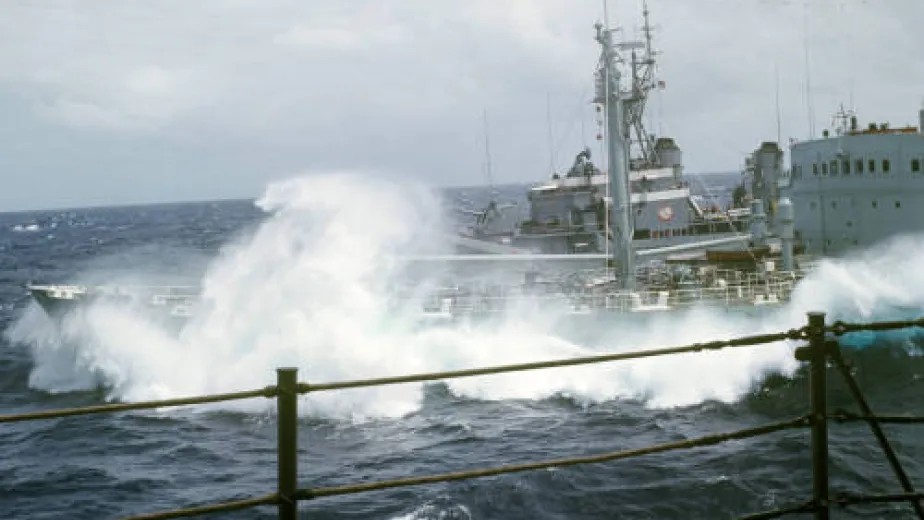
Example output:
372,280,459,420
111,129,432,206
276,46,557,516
2,312,924,519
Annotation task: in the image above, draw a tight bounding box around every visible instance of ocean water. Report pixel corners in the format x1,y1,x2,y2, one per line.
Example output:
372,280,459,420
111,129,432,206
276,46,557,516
1,172,923,519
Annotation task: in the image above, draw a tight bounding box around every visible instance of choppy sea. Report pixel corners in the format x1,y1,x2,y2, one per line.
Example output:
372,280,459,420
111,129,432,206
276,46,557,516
1,172,923,519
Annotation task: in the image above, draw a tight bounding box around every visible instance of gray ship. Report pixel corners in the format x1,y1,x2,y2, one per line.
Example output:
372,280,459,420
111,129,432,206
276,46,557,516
743,105,924,257
456,4,755,260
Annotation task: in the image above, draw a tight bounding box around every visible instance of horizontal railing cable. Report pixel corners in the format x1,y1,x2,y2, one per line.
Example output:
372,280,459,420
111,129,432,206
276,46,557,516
829,317,924,335
301,329,807,394
293,416,809,500
0,386,278,424
121,493,279,520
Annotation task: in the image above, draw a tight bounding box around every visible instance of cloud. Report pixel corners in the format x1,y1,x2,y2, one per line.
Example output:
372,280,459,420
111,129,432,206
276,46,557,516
0,1,595,134
31,65,208,130
0,0,921,211
272,23,410,51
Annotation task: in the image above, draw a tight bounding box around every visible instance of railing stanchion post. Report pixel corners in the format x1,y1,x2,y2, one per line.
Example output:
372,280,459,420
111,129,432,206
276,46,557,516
808,312,829,519
277,368,299,520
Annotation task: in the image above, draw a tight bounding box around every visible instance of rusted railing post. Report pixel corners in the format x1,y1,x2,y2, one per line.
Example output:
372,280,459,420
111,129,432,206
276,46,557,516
277,368,299,520
807,312,829,519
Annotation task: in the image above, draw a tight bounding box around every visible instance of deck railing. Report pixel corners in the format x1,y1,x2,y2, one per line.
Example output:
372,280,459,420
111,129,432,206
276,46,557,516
424,272,802,315
3,312,924,519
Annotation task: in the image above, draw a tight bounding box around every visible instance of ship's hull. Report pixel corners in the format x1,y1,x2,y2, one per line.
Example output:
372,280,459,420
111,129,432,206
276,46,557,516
29,269,796,335
27,284,196,328
29,288,76,316
28,286,111,318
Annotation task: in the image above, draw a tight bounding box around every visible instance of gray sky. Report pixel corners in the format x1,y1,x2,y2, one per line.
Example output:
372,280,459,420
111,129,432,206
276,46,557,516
0,0,921,212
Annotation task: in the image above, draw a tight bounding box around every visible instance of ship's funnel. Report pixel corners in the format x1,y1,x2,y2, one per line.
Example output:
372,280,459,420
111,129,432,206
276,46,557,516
654,137,682,179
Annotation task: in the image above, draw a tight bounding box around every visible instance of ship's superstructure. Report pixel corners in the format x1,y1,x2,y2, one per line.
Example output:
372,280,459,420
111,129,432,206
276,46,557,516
746,106,924,257
462,3,752,260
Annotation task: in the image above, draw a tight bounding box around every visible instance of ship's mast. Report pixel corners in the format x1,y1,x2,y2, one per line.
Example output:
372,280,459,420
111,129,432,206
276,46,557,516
831,103,856,136
623,1,660,168
595,21,634,290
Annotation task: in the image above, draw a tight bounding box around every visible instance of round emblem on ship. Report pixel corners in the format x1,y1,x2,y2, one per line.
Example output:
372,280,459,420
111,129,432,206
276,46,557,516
657,205,674,222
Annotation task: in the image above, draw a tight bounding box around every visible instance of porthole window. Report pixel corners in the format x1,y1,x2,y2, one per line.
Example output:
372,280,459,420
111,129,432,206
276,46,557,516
895,200,901,209
872,200,878,209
